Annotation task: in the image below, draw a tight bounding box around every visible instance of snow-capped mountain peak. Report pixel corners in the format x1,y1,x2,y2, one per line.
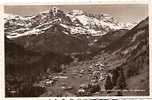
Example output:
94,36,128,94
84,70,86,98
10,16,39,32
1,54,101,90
4,7,136,39
70,9,84,16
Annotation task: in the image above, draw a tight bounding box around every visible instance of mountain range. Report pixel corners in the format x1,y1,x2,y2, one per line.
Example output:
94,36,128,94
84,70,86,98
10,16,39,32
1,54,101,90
5,7,149,97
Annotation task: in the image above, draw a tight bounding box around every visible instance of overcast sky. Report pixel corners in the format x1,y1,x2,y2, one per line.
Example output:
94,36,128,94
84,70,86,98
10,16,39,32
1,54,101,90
4,4,148,23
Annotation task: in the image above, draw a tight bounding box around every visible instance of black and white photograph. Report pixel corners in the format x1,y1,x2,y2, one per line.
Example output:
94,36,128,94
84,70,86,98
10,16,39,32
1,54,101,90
4,4,149,97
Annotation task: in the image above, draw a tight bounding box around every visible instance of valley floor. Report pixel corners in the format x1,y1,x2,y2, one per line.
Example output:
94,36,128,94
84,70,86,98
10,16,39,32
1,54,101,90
34,51,148,96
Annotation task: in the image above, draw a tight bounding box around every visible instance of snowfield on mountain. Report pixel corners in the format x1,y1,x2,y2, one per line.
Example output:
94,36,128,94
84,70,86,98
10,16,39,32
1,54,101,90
4,8,135,39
